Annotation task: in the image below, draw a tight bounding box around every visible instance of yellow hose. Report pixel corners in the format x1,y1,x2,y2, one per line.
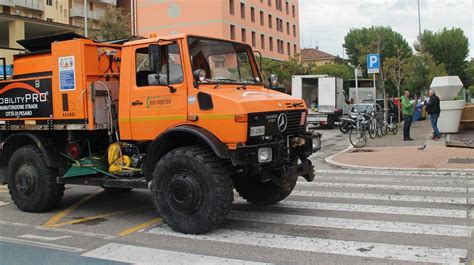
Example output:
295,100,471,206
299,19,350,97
107,143,141,173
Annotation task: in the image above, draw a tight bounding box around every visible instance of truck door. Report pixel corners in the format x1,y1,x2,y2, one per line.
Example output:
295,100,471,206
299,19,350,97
129,41,187,140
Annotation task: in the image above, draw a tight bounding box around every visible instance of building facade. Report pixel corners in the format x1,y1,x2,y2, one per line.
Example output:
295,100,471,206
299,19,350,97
0,0,117,67
134,0,300,61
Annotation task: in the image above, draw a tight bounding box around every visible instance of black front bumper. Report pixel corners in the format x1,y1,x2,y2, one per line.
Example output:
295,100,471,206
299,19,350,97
230,132,321,181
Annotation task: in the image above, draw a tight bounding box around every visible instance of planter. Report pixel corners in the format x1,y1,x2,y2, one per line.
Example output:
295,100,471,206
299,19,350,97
438,100,465,133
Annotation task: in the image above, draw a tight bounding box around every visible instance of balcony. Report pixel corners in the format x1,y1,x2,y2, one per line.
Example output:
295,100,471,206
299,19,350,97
90,0,116,5
70,7,105,20
11,0,45,11
0,0,14,7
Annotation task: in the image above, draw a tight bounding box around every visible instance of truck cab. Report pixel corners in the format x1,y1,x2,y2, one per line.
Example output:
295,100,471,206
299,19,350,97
0,33,320,234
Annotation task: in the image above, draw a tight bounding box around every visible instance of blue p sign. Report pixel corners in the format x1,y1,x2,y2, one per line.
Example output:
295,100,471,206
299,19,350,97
367,54,380,74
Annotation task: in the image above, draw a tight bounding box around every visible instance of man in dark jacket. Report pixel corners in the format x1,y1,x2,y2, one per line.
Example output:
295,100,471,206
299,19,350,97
424,90,441,140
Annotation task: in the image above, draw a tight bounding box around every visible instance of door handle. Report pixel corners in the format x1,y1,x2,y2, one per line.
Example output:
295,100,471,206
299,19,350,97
132,100,143,106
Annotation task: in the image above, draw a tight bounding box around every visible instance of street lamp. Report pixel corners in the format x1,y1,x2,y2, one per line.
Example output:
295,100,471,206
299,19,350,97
354,65,362,104
83,0,88,37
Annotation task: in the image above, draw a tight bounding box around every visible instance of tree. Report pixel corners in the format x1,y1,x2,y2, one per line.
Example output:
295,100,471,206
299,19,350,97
309,63,354,80
91,6,131,41
404,52,447,96
344,26,412,76
415,28,469,78
260,56,309,90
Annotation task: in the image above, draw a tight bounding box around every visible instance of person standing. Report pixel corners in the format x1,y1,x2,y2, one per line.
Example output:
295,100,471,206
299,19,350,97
424,89,441,140
401,91,415,141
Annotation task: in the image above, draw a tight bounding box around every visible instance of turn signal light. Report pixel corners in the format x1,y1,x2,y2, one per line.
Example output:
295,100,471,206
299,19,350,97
234,114,248,123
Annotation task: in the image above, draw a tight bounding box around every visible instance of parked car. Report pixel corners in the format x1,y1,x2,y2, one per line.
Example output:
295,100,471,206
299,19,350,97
361,99,402,122
350,103,384,124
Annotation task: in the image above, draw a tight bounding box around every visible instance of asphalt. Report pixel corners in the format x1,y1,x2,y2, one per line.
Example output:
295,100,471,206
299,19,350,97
0,126,472,265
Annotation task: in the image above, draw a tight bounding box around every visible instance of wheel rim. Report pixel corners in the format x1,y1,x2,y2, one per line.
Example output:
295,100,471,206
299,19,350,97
165,170,203,214
15,163,38,197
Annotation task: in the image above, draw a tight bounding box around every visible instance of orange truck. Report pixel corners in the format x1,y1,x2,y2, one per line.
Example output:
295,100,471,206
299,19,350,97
0,33,321,234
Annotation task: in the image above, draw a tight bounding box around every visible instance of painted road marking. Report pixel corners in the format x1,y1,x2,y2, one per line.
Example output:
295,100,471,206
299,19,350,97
18,234,72,241
313,169,472,177
0,201,10,206
43,189,102,227
0,220,115,240
312,175,472,185
117,218,162,237
0,236,85,253
297,182,470,193
290,190,469,205
229,211,474,238
148,226,468,264
235,199,470,219
46,205,152,228
82,243,267,264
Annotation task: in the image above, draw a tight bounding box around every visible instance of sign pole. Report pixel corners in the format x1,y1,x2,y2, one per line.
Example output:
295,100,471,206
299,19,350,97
373,73,376,103
355,68,359,104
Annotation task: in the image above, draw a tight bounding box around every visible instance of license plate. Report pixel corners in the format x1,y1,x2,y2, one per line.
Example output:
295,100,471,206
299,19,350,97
308,115,327,122
250,126,265,136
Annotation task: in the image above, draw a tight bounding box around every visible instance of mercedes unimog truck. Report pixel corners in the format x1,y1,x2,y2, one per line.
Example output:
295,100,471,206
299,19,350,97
0,33,321,234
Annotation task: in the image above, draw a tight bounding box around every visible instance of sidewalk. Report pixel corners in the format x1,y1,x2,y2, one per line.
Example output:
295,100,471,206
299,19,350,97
329,119,474,171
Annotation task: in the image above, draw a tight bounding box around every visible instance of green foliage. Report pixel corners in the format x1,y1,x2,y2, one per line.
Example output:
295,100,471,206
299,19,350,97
404,52,447,95
464,58,474,88
415,28,469,77
344,26,412,77
260,56,309,88
309,63,354,80
91,6,131,41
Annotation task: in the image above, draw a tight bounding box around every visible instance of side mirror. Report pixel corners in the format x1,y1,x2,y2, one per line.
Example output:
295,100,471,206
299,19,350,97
268,74,278,87
193,69,206,88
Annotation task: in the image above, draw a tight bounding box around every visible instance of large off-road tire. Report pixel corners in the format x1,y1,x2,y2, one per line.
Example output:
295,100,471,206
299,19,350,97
233,173,297,205
151,146,233,234
7,145,65,212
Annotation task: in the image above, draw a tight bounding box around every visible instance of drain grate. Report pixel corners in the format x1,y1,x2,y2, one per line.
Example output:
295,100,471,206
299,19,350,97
447,158,474,164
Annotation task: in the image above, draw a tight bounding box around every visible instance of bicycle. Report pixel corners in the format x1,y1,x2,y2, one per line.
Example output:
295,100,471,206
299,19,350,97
381,113,399,136
349,112,370,148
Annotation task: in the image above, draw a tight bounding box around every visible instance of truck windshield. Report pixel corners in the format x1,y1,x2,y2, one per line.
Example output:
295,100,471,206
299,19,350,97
187,37,261,85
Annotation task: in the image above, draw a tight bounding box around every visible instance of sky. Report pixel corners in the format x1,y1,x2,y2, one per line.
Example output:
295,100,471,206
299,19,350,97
299,0,474,59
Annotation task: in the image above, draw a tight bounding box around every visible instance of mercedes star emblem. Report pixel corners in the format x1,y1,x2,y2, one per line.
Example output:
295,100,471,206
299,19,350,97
277,113,288,132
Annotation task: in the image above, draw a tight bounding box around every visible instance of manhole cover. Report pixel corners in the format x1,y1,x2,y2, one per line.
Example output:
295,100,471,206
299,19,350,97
447,158,474,164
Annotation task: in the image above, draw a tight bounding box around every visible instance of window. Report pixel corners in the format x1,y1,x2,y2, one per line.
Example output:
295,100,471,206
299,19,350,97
276,18,280,31
46,0,52,5
89,2,93,11
260,34,265,49
187,37,261,84
268,0,272,7
251,31,256,47
269,37,273,51
292,5,295,17
286,22,290,35
250,7,255,22
46,18,53,22
229,0,234,15
260,11,264,25
268,14,272,28
241,28,246,42
294,44,297,55
240,3,245,19
286,1,289,14
230,25,236,40
135,43,184,87
287,42,291,56
293,25,296,37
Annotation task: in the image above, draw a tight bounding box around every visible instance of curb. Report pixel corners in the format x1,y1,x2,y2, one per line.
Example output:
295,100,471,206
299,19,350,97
324,144,474,173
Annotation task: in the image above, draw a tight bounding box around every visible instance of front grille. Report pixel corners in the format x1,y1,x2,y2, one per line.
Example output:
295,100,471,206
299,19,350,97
285,111,306,135
247,110,306,141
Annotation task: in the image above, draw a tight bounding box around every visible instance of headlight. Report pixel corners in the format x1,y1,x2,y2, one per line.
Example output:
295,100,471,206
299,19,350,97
258,147,273,163
312,134,322,152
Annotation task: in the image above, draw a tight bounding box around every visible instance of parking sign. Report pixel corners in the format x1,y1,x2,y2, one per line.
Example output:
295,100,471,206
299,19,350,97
367,54,380,74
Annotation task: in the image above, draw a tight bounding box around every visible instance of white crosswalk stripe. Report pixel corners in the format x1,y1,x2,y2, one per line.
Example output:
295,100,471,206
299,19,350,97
124,170,472,264
83,243,266,264
297,182,470,193
148,226,468,264
290,190,469,204
0,201,10,207
229,211,474,237
235,198,470,218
